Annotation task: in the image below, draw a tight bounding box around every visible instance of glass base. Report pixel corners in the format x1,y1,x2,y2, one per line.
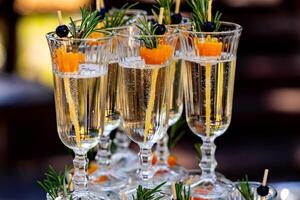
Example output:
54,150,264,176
111,149,139,173
89,169,130,192
153,164,188,185
71,191,107,200
185,170,234,199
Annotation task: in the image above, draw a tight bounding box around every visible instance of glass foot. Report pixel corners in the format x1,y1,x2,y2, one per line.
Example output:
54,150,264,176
71,191,107,200
185,170,234,199
153,164,188,185
111,149,139,173
89,169,130,192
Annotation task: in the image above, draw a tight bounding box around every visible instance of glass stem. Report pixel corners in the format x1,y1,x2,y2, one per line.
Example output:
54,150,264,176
138,147,153,187
156,133,169,167
73,152,89,194
199,137,217,180
114,129,130,152
96,132,111,172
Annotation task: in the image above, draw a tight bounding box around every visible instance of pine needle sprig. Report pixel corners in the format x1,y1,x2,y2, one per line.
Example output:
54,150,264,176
104,2,139,28
187,0,222,32
174,182,191,200
152,0,173,24
132,182,166,200
236,175,254,200
136,16,158,49
37,165,72,200
68,5,100,39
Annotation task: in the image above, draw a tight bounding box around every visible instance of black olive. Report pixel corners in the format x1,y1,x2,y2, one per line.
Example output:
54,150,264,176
257,185,269,196
202,22,216,32
154,24,166,35
98,8,106,20
55,25,69,37
171,13,182,24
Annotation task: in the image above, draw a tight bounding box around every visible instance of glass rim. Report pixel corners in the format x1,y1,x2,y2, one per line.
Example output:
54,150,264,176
115,29,179,39
180,21,242,35
234,181,277,195
46,30,113,42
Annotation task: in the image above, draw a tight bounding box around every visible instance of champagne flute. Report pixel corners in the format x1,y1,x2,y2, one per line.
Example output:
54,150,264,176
46,31,112,200
154,23,190,184
116,26,178,188
90,26,130,192
180,22,242,198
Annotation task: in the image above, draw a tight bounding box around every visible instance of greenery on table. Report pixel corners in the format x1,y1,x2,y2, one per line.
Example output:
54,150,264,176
37,165,72,200
236,175,254,200
133,182,166,200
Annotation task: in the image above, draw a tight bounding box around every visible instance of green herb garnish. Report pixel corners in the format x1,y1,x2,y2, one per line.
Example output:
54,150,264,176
136,16,158,49
187,0,222,32
133,182,166,200
152,0,173,25
68,5,100,39
104,2,139,28
174,182,191,200
237,175,254,200
38,165,72,200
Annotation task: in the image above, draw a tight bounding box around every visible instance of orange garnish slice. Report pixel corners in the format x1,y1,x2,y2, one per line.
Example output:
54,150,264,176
167,154,177,167
54,47,85,73
88,162,99,175
93,175,109,183
140,44,173,65
195,37,222,57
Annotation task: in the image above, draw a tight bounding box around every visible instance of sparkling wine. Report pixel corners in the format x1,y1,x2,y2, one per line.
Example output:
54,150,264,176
118,58,169,146
184,55,236,138
53,69,107,151
104,62,121,132
168,59,184,126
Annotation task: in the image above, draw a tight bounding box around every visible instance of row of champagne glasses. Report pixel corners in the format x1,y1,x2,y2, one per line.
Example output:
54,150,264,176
46,19,242,199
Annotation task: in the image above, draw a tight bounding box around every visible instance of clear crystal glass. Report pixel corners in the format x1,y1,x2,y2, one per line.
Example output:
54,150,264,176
89,26,130,192
230,182,277,200
46,31,112,200
153,24,190,184
180,22,242,198
116,27,178,188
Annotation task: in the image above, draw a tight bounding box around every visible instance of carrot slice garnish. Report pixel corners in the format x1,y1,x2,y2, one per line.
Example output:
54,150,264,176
54,47,85,73
167,154,177,167
140,44,173,65
88,162,99,175
93,175,109,183
195,37,222,57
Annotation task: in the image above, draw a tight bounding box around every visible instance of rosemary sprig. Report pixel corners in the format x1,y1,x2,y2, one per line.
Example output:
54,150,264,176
152,0,173,24
104,2,139,28
187,0,222,32
174,182,191,200
37,165,72,200
68,5,100,39
133,182,166,200
136,16,158,49
236,175,254,200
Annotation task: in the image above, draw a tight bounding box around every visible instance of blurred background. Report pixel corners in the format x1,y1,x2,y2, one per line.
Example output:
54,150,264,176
0,0,299,199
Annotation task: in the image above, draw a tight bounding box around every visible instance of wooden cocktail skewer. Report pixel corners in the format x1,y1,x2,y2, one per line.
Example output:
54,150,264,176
100,0,105,9
96,0,101,11
175,0,181,14
121,191,126,200
262,169,269,187
257,169,270,200
57,11,81,147
208,0,212,22
143,7,164,143
172,182,177,200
